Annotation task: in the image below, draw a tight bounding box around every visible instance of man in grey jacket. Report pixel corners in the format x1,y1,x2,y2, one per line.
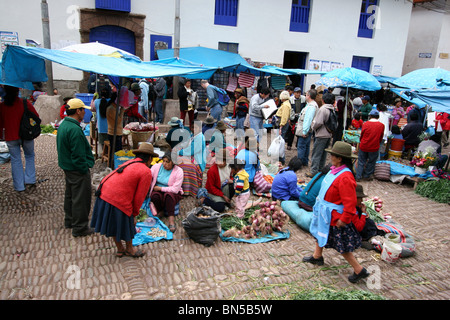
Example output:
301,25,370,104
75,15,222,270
249,88,271,141
307,92,336,178
154,77,166,123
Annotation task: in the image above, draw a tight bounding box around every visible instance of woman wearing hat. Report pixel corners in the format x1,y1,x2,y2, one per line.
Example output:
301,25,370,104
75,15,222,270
209,120,227,154
124,83,146,124
150,152,184,232
391,98,405,126
177,121,207,196
90,142,159,258
233,88,249,132
304,141,370,283
202,115,217,136
166,117,191,150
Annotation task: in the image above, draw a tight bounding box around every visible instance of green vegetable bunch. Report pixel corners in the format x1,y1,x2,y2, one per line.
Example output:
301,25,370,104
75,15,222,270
415,179,450,204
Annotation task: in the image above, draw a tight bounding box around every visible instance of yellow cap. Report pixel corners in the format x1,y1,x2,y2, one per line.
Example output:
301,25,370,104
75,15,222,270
67,98,91,110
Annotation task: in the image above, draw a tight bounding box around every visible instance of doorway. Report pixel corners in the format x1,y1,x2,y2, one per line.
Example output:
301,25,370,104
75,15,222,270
283,51,308,91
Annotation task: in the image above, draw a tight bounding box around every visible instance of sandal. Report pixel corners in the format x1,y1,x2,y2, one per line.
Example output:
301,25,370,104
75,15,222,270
116,251,125,258
124,249,146,258
169,224,177,233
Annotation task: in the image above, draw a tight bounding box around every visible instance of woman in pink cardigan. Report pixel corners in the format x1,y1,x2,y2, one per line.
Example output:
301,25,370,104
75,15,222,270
150,153,184,232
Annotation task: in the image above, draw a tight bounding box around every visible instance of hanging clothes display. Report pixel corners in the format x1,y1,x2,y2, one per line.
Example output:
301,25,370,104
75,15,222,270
238,71,255,88
270,75,287,90
226,74,238,92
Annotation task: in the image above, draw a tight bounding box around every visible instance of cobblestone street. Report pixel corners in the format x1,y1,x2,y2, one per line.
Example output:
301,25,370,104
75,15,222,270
0,135,449,300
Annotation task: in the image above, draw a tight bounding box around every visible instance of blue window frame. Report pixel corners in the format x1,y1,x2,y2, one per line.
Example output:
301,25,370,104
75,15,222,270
289,0,311,33
214,0,238,27
95,0,131,13
358,0,378,38
352,56,372,73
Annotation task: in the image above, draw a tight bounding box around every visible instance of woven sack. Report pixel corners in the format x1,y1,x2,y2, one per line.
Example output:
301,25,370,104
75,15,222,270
374,162,391,181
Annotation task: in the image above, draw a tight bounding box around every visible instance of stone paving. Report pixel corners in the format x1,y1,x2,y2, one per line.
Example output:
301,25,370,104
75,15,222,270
0,134,449,300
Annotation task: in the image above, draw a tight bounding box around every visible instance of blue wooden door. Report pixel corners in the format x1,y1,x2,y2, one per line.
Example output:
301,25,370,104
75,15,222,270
89,25,136,86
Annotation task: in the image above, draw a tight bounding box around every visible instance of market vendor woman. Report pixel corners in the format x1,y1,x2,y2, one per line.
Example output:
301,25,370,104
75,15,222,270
150,152,184,232
90,143,159,258
303,141,370,283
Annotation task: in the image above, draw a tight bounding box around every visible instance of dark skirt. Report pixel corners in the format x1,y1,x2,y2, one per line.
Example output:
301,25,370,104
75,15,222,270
90,197,136,242
325,223,362,254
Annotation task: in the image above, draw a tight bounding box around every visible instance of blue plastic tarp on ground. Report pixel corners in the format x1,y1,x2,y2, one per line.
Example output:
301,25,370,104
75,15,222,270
132,200,173,246
219,230,290,243
377,160,433,179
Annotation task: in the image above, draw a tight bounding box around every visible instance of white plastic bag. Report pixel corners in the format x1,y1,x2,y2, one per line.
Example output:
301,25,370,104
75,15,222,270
268,135,285,161
381,240,402,263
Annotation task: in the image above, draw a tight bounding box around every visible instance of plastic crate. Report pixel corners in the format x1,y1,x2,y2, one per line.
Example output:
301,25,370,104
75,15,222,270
75,93,94,123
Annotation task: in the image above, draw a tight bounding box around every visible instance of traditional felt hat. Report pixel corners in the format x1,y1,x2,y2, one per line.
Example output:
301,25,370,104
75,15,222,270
215,121,227,131
234,88,245,95
204,116,217,125
132,142,159,157
168,117,183,126
325,141,358,159
130,83,141,91
356,184,368,198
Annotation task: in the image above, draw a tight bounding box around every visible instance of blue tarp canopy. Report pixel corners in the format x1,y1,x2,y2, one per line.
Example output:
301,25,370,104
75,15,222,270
0,59,41,90
375,75,398,84
390,88,428,109
157,46,270,76
315,67,382,91
405,89,450,113
1,45,219,89
389,68,450,90
259,65,326,76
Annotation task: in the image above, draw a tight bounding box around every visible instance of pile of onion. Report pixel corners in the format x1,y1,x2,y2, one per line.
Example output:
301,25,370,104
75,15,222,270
223,201,290,239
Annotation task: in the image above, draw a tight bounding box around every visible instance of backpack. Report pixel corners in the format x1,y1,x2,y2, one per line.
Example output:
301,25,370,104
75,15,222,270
19,99,41,140
210,85,230,106
324,107,338,133
147,82,157,102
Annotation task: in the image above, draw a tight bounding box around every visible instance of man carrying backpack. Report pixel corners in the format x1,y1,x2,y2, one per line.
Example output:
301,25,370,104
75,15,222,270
201,80,223,121
307,92,336,178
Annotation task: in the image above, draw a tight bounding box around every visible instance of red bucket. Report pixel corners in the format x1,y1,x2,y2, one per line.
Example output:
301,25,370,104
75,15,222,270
390,138,405,152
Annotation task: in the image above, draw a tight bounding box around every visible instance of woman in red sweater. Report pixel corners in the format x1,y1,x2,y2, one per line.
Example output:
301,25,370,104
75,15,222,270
90,143,158,258
198,151,234,212
303,141,369,283
0,85,40,192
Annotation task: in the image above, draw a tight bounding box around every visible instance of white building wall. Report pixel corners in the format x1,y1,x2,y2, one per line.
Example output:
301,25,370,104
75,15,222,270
0,0,413,89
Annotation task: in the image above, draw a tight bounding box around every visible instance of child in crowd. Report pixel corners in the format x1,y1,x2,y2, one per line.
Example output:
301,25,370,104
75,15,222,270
351,112,364,130
230,159,250,218
391,125,403,140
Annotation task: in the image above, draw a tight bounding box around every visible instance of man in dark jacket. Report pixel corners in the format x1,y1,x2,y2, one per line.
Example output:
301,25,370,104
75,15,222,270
57,98,95,237
402,112,424,152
